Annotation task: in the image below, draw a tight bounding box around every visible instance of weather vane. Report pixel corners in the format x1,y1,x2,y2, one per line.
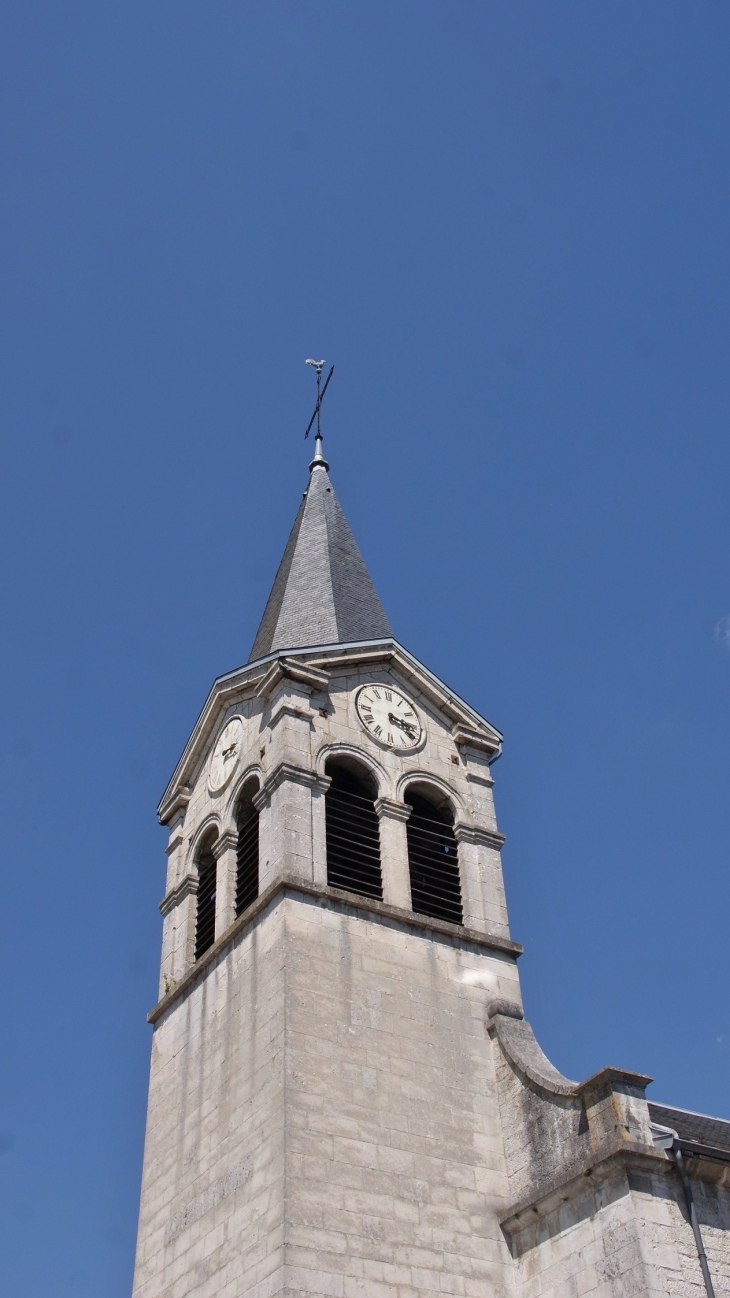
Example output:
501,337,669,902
304,358,335,439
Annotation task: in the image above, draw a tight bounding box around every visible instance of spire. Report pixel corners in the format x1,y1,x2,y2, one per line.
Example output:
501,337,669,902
248,455,392,662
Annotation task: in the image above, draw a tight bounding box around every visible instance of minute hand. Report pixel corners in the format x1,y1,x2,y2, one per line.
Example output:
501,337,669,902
388,712,416,735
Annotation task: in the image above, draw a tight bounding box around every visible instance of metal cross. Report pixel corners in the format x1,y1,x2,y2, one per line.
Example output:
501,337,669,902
305,358,335,438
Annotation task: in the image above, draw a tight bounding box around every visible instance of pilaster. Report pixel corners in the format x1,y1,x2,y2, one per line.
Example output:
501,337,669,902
158,873,198,992
212,829,238,938
375,797,412,910
454,822,509,937
255,763,330,889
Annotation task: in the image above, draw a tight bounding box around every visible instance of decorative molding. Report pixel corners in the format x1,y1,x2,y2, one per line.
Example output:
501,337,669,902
163,787,191,825
148,873,523,1023
212,829,238,858
165,830,185,857
254,762,330,810
453,822,505,850
268,700,314,730
159,873,198,917
465,770,494,788
575,1065,654,1099
374,797,411,823
451,723,500,755
486,997,523,1021
500,1143,671,1237
488,1007,652,1102
257,657,329,701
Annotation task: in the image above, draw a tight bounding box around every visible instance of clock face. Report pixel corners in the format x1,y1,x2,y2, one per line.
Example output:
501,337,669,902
208,717,243,793
355,684,422,750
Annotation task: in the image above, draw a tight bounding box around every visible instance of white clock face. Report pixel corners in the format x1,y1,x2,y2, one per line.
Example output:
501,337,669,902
356,684,422,750
208,717,243,793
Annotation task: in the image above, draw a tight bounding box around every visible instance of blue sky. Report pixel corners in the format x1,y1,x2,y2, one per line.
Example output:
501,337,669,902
1,3,729,1293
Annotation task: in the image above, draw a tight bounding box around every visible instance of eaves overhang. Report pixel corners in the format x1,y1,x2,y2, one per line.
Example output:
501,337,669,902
157,638,503,824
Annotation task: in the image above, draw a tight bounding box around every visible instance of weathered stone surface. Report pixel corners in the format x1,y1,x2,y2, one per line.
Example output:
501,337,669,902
134,465,730,1298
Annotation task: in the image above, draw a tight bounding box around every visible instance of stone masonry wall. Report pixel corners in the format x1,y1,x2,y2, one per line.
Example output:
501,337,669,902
282,891,520,1298
133,889,524,1298
132,900,288,1298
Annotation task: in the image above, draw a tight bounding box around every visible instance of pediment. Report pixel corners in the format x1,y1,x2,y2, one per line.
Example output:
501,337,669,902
157,638,502,824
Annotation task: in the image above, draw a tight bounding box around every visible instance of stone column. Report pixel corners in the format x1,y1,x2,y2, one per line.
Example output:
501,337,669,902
213,829,238,939
375,798,412,911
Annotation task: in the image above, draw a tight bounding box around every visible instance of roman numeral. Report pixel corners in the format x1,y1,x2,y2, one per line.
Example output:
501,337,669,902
372,688,381,698
385,689,392,701
387,732,393,744
374,724,382,736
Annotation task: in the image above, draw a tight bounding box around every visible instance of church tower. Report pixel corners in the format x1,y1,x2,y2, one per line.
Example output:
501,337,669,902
132,417,730,1298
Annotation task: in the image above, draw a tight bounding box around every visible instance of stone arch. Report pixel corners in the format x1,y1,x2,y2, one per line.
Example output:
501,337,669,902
400,779,463,927
232,773,261,918
323,750,383,901
396,770,466,819
315,742,388,798
222,764,263,832
191,821,219,961
185,814,221,872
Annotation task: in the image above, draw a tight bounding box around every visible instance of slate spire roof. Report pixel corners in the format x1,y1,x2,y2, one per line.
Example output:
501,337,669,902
249,441,393,661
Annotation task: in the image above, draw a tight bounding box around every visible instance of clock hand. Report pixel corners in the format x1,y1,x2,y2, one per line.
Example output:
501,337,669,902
388,712,416,735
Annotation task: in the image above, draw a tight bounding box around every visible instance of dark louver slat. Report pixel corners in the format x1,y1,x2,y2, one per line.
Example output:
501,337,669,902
406,796,462,926
195,851,217,959
236,808,259,917
326,779,382,900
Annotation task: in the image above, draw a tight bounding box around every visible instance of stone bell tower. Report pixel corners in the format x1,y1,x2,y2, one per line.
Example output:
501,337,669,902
132,419,730,1298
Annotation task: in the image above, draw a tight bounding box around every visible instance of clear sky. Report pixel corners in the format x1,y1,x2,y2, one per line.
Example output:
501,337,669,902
0,3,729,1293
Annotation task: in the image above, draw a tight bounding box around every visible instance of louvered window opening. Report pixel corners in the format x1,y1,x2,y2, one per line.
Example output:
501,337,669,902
326,769,382,901
195,850,217,960
406,794,463,926
236,806,259,917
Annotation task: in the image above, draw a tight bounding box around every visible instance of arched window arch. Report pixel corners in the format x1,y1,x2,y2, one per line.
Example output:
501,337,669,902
325,757,382,900
404,785,462,925
235,778,260,917
195,830,218,960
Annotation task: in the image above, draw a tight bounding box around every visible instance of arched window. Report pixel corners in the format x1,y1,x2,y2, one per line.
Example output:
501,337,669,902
405,788,462,925
325,759,382,900
195,834,218,960
235,780,259,917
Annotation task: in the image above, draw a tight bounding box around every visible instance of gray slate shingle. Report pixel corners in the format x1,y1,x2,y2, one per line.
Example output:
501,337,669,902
249,465,392,660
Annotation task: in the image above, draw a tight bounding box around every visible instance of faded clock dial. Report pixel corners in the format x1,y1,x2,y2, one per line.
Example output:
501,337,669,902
208,717,243,793
355,684,422,750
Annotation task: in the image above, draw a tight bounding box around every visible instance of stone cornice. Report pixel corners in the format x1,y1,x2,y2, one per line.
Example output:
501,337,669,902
257,657,329,701
451,723,501,756
500,1141,671,1236
147,874,523,1024
374,797,411,822
465,770,494,788
576,1065,654,1098
159,873,198,917
254,762,330,810
454,823,505,849
164,787,191,824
